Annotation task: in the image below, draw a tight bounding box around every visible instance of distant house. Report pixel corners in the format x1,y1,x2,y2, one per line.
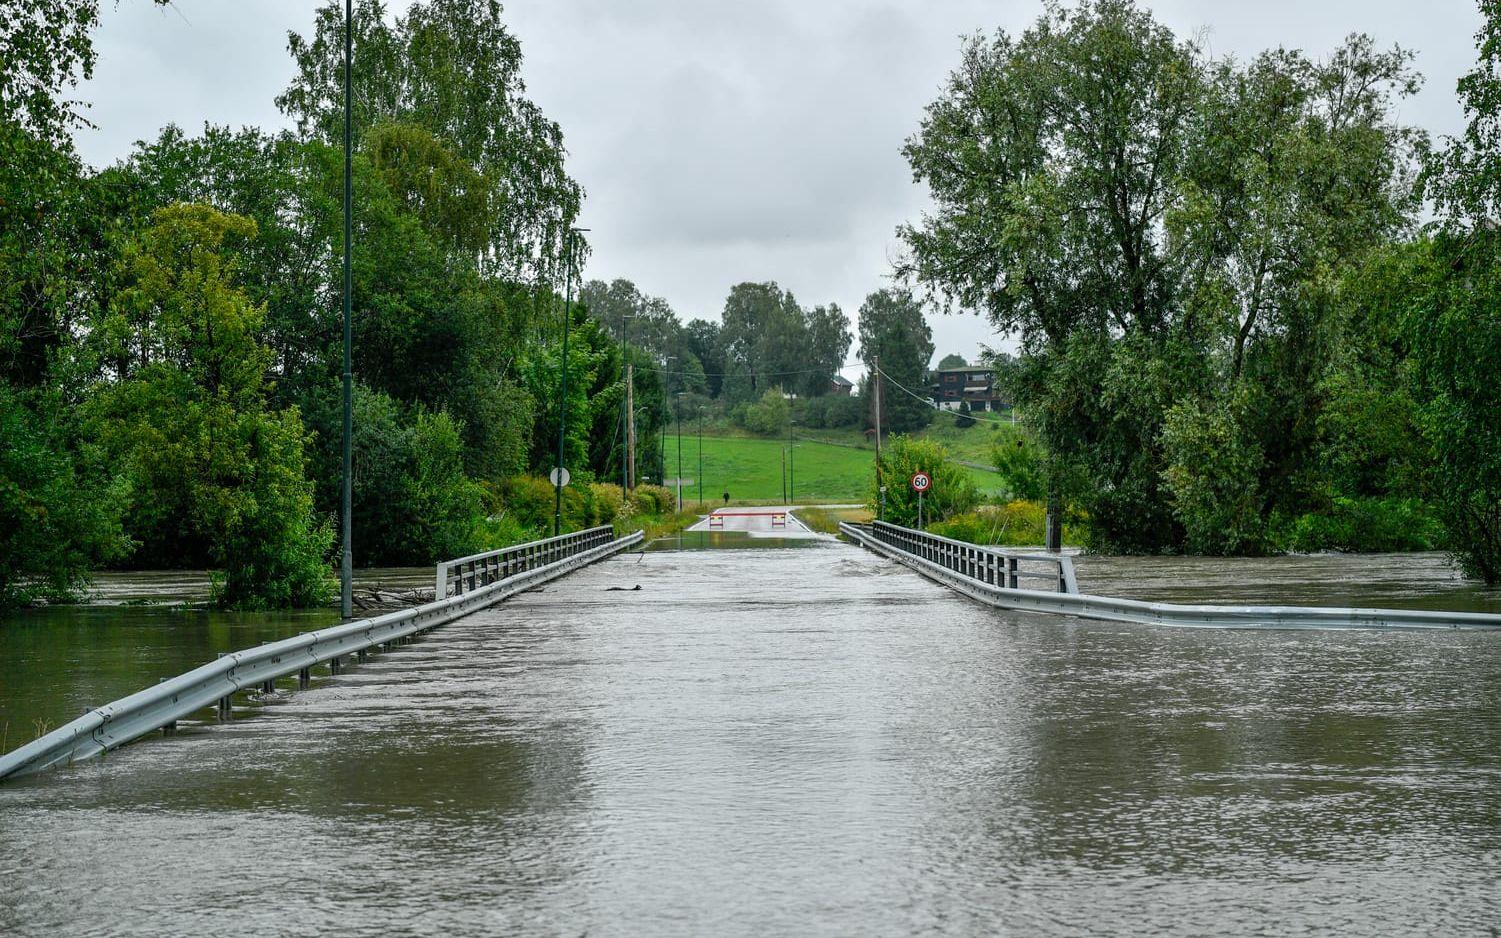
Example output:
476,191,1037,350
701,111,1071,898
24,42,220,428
929,365,1008,412
829,374,854,396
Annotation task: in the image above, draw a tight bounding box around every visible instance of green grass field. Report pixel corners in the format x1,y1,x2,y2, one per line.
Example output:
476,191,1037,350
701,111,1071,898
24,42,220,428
792,408,1017,465
652,432,1009,505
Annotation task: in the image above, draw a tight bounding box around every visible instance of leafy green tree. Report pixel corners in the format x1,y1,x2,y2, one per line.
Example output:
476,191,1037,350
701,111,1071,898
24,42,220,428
935,353,967,370
720,282,809,402
682,319,728,398
857,288,933,433
279,0,581,282
869,437,978,527
0,386,131,606
1161,395,1267,554
991,425,1047,502
803,303,853,398
85,205,332,607
902,0,1421,552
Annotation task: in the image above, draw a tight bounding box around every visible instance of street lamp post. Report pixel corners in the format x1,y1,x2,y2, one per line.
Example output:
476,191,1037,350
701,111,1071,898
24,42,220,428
553,226,586,537
620,310,634,492
661,355,676,485
340,0,354,619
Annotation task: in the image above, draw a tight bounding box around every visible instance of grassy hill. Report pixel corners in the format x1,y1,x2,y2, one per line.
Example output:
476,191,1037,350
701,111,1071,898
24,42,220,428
649,428,1009,505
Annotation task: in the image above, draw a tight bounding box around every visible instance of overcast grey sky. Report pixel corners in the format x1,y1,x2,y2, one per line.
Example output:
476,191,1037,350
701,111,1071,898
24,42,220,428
76,1,1484,373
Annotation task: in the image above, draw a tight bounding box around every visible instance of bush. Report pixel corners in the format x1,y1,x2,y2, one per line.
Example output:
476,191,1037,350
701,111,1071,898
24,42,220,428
497,475,598,533
798,395,829,429
930,501,1054,547
954,401,976,428
1160,397,1266,554
1272,496,1445,554
744,387,791,436
630,483,675,515
589,482,625,525
869,436,979,526
992,424,1048,502
824,394,864,428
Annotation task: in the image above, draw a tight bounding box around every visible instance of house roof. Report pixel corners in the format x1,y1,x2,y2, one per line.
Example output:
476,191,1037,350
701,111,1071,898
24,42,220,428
830,374,854,386
936,365,994,375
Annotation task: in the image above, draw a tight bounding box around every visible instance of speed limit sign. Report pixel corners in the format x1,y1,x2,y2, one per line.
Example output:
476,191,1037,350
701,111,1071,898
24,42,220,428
910,471,932,493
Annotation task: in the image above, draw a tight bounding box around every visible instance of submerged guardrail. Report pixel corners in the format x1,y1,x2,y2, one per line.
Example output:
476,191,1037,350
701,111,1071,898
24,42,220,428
0,527,643,783
841,520,1501,632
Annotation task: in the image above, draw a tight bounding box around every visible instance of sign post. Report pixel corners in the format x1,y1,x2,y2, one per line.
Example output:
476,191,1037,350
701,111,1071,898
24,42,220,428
910,471,932,530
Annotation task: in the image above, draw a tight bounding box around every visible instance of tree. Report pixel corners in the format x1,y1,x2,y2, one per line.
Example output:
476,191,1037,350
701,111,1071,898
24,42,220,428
803,303,853,397
858,288,933,433
278,0,582,282
1409,2,1501,580
720,282,808,402
0,386,131,606
682,319,727,398
901,0,1421,552
85,205,332,608
936,353,968,370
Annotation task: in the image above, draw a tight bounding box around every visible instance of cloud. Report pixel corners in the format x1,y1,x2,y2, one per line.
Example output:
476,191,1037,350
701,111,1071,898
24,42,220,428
76,0,1484,368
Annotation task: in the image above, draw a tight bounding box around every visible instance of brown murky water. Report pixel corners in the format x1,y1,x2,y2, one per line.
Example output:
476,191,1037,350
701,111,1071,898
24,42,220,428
2,544,1499,934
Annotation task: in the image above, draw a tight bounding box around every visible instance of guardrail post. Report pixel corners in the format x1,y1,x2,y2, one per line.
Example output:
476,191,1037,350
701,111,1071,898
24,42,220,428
217,695,232,719
299,667,311,688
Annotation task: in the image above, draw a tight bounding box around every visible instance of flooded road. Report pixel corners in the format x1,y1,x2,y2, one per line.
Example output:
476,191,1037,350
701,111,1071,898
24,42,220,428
3,542,1501,934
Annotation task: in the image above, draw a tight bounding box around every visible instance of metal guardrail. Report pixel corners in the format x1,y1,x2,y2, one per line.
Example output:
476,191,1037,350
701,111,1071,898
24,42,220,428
841,521,1501,631
863,520,1079,593
436,525,615,599
0,527,644,783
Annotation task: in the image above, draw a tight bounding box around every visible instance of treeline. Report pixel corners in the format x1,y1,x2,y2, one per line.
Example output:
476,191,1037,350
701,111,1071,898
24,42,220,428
0,0,684,608
580,278,940,437
901,0,1501,580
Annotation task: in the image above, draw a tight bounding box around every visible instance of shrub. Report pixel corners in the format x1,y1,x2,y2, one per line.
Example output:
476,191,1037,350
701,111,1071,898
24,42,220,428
824,394,864,428
0,387,132,606
954,401,976,428
869,436,979,526
1272,496,1445,553
798,395,829,429
1161,397,1266,554
630,483,675,515
744,387,791,436
991,424,1047,502
930,501,1054,547
589,482,625,525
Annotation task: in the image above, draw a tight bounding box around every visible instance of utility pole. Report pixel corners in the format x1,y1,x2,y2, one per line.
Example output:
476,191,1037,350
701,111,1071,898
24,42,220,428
626,363,636,489
553,227,584,537
339,0,354,619
872,357,884,521
698,407,704,508
620,313,629,492
781,447,787,504
787,409,794,504
675,392,684,513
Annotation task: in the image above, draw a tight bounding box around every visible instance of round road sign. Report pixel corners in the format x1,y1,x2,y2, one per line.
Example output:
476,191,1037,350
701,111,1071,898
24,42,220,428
910,471,932,493
549,466,571,487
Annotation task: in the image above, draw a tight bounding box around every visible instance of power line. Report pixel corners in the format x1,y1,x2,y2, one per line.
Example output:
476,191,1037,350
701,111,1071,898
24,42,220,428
874,362,1017,428
636,359,867,380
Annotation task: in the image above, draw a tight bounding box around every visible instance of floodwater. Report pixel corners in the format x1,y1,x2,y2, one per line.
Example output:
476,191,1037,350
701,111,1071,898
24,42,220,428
2,542,1500,934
